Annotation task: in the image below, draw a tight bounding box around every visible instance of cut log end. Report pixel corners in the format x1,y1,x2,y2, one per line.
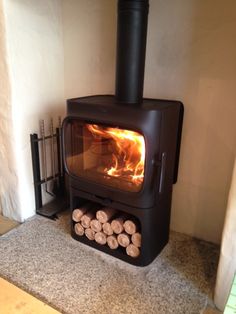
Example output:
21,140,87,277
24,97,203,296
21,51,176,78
111,217,126,234
131,232,141,248
95,231,107,245
107,235,119,250
72,203,95,222
123,220,137,235
90,219,102,232
126,244,140,258
72,209,85,222
85,228,95,241
81,210,95,229
117,233,130,248
96,208,116,223
74,223,84,236
102,222,113,236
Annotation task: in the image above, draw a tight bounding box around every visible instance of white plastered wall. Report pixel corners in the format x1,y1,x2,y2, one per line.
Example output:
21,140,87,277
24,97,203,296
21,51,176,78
63,0,236,244
62,0,116,98
3,0,65,221
214,158,236,310
0,0,20,219
145,0,236,244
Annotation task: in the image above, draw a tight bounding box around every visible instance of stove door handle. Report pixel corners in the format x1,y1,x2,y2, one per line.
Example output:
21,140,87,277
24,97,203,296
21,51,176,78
159,152,167,194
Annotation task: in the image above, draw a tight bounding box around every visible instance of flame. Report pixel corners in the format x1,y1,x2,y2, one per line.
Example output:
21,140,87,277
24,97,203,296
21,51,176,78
87,124,145,185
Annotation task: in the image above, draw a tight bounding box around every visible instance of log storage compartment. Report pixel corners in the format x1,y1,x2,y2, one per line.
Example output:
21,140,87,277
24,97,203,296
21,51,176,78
72,200,142,259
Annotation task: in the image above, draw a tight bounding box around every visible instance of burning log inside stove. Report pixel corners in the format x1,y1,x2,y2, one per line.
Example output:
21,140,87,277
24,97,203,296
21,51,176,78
86,124,145,187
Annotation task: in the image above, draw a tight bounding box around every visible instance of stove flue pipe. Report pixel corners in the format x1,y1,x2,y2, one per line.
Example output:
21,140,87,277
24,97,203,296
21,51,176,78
115,0,149,104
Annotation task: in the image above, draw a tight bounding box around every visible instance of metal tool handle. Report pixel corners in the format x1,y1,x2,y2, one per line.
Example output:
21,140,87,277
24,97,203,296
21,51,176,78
40,119,54,196
40,119,48,192
58,116,63,177
50,119,56,179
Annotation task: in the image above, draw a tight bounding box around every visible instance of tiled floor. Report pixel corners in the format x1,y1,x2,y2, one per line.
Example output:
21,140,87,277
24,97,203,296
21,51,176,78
0,277,60,314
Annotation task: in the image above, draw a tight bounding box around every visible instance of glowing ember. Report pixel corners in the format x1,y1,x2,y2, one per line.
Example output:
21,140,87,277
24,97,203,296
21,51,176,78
87,124,145,185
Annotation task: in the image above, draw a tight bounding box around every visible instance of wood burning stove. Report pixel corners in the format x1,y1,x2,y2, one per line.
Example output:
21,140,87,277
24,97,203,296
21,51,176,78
62,0,183,266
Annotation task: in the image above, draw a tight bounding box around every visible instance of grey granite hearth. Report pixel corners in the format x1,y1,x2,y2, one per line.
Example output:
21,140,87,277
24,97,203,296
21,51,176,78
0,211,219,314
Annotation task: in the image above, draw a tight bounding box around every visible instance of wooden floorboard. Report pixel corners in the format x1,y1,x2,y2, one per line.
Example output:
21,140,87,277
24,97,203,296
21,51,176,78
0,215,19,235
0,278,60,314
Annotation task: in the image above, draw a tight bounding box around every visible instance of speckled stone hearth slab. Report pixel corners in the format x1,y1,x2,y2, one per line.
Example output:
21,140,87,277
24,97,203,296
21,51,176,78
0,212,219,314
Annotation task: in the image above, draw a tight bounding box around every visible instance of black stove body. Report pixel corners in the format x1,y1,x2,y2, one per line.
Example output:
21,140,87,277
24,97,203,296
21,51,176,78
63,95,183,266
62,0,184,266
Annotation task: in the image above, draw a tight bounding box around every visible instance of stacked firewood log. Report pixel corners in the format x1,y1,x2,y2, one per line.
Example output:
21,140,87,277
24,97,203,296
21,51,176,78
72,204,141,258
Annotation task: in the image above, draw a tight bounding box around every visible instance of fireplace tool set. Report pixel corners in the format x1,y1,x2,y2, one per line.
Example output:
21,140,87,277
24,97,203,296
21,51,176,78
30,117,68,219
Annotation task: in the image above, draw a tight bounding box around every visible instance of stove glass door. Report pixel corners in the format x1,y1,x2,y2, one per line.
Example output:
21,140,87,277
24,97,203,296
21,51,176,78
64,119,146,192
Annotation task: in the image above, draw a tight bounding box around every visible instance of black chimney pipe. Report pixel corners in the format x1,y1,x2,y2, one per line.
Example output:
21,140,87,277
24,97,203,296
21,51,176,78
115,0,149,104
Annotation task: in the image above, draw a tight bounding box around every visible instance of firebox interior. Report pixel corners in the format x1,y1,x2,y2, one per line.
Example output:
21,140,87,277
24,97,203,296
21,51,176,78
64,119,145,192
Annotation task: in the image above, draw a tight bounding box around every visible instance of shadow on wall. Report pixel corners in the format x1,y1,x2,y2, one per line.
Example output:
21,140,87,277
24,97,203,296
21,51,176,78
145,0,236,243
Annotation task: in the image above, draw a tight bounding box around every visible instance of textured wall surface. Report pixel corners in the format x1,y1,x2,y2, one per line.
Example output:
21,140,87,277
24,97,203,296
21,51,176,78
62,0,116,98
214,158,236,310
3,0,65,221
0,0,20,220
144,0,236,243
